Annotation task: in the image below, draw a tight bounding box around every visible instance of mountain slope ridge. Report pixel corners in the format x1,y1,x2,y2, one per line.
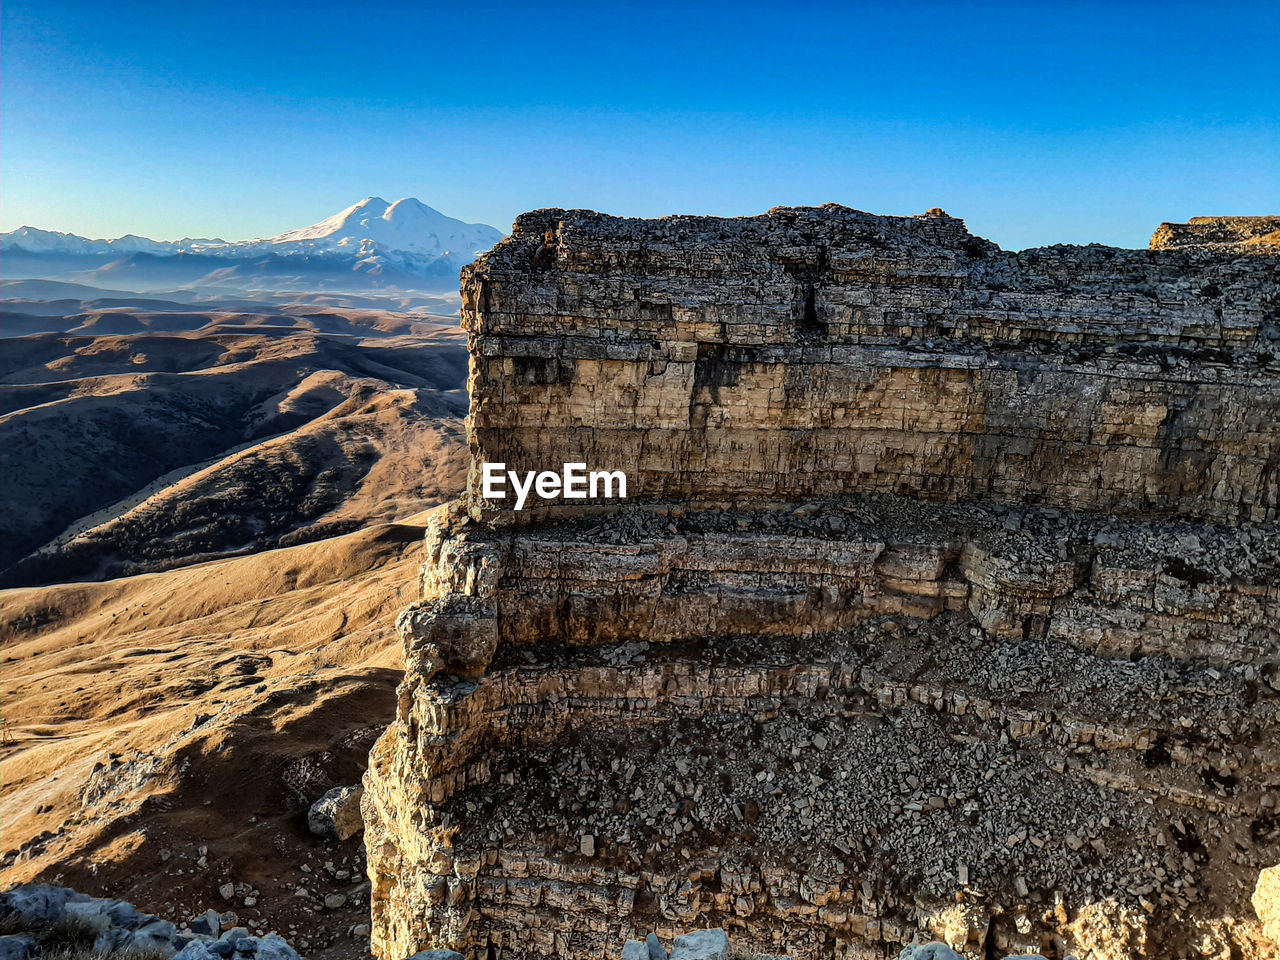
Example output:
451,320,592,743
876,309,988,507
2,197,503,257
1,199,505,294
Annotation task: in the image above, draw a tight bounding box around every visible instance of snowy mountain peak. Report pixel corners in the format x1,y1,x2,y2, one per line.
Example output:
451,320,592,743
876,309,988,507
386,197,440,218
268,197,389,244
262,197,503,257
2,199,504,259
0,199,506,293
1,226,172,256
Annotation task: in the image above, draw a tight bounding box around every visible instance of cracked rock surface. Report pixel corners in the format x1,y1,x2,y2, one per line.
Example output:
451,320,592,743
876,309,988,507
363,208,1280,959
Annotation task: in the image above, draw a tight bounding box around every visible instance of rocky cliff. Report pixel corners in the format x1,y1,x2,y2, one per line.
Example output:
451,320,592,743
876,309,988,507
461,206,1279,525
1150,216,1280,250
363,207,1280,959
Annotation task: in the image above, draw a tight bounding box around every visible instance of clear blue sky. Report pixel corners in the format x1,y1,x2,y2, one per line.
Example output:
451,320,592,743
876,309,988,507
3,0,1277,250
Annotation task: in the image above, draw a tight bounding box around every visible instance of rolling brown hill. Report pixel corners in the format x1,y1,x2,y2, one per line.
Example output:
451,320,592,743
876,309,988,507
1,314,469,585
1,520,429,959
0,306,475,957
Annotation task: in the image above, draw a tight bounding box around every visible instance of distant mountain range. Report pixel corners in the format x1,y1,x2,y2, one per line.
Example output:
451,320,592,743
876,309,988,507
0,198,505,296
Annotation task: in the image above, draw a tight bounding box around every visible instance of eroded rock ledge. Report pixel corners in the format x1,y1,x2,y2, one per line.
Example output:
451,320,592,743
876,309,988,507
461,205,1279,525
364,208,1280,960
1150,217,1280,251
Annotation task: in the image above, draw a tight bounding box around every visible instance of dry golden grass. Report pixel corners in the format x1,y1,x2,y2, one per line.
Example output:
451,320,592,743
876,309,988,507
0,515,443,930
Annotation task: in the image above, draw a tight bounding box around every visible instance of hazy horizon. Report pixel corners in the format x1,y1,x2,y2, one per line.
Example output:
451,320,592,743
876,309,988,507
1,195,500,244
7,195,1278,256
4,0,1278,251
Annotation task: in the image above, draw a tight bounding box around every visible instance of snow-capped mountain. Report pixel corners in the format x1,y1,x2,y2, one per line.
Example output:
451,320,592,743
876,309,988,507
0,227,221,256
3,198,502,260
261,197,503,258
0,199,505,294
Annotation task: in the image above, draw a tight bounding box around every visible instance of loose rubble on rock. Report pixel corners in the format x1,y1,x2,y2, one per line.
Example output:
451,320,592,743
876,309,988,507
0,885,307,960
1,834,378,960
620,928,735,959
620,927,774,959
613,927,1103,960
361,208,1280,959
309,786,366,843
897,943,1054,960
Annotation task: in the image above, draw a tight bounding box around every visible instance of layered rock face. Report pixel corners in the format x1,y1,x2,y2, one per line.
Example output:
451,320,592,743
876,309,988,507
462,206,1279,525
1150,216,1280,250
364,207,1280,960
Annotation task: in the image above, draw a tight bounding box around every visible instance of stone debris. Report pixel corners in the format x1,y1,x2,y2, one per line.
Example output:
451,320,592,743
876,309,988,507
670,928,730,959
174,932,300,960
1150,215,1280,249
189,909,222,937
620,929,762,960
899,946,965,960
307,784,364,841
0,885,307,960
898,944,1065,960
362,207,1280,960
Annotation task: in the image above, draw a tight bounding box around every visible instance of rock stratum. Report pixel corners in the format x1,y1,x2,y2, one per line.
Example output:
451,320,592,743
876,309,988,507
362,207,1280,959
